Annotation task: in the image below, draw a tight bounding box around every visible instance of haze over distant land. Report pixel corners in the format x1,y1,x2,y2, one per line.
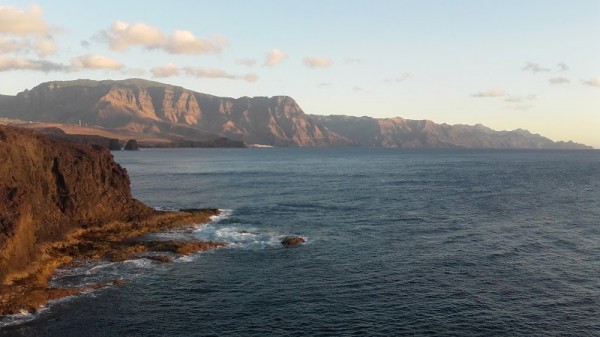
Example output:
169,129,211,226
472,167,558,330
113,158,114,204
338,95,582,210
0,1,598,147
0,79,591,149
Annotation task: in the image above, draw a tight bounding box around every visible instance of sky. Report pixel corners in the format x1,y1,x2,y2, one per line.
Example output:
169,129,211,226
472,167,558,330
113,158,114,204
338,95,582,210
1,0,599,147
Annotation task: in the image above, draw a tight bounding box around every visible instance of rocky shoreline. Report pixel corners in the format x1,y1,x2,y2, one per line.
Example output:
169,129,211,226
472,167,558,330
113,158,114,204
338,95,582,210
0,207,224,316
0,125,226,316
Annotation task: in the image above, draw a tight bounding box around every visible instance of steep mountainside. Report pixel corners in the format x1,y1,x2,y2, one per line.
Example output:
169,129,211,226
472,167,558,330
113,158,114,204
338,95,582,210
0,79,590,148
311,115,591,149
0,79,351,147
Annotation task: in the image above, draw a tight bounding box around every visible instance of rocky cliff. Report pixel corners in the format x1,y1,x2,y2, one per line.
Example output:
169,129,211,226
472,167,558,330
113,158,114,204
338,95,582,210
0,79,590,149
0,125,152,284
0,125,221,314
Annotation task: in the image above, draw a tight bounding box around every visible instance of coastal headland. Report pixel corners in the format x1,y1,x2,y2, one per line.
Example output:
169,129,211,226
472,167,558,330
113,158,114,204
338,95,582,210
0,125,223,315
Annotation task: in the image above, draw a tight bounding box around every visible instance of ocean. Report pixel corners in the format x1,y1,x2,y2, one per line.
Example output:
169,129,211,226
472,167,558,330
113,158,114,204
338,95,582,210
2,148,599,336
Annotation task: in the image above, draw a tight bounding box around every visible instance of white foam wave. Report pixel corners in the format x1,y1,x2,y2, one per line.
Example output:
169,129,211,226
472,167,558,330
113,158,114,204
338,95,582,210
0,310,39,328
50,257,155,289
191,223,300,250
210,208,233,223
123,258,154,269
174,255,194,263
153,205,178,212
142,209,232,242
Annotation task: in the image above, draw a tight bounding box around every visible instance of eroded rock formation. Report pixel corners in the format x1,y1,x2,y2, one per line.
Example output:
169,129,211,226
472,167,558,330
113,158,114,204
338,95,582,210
0,125,152,283
0,125,220,314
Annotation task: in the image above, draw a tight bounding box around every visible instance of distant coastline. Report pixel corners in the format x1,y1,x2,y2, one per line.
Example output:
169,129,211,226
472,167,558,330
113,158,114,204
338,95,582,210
0,79,592,149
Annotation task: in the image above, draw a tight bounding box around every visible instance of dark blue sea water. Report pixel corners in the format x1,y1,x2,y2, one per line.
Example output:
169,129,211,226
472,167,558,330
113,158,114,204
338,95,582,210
2,148,599,336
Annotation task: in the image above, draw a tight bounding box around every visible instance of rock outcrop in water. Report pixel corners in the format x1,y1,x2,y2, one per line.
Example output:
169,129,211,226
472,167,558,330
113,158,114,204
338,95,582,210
281,236,305,246
124,139,139,150
0,125,221,315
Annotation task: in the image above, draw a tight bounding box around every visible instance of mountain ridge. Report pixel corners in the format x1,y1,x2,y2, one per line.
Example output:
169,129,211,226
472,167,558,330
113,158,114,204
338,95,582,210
310,114,590,149
0,78,591,149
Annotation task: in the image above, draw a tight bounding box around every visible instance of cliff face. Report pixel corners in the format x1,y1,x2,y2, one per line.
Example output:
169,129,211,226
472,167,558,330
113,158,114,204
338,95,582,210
0,79,351,147
311,115,592,149
0,125,152,284
211,96,353,146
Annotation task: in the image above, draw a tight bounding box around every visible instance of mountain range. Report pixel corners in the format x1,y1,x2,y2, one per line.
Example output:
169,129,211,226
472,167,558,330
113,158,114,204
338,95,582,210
0,78,591,149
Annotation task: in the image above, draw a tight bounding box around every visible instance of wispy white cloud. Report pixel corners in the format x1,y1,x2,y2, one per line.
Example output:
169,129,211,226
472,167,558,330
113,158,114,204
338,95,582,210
151,63,179,78
549,77,570,85
0,53,135,74
470,89,505,98
96,21,228,55
303,56,332,68
70,54,123,70
0,5,57,57
0,55,65,72
102,21,166,51
0,35,56,57
522,62,550,73
0,5,51,35
183,67,237,79
34,36,55,56
582,78,600,87
150,63,257,82
265,49,287,66
165,31,227,55
236,58,257,67
0,37,27,53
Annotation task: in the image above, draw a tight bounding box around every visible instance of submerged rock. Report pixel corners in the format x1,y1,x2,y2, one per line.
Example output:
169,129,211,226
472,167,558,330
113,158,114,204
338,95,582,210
281,236,305,246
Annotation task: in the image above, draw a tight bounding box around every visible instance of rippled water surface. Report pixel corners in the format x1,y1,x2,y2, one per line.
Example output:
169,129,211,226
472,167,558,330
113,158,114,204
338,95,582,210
2,148,599,336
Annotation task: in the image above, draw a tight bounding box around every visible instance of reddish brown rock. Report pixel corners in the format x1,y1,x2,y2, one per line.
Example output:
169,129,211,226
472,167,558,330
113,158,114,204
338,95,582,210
143,240,225,255
0,125,153,284
0,125,223,315
281,236,305,246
